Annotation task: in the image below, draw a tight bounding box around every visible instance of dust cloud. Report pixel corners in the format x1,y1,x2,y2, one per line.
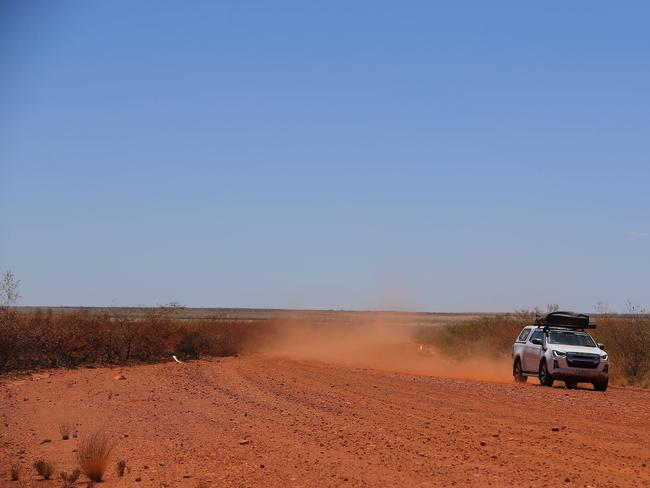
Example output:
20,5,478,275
250,318,512,383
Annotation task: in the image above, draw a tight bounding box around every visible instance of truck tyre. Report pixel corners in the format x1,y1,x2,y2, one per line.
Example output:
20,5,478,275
513,358,527,383
539,360,554,387
593,379,608,392
565,380,577,389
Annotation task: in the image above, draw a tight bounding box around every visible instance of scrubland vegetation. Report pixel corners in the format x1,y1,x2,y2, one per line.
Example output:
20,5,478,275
1,270,648,387
12,428,113,485
1,303,649,387
0,306,255,372
594,306,650,386
416,307,650,387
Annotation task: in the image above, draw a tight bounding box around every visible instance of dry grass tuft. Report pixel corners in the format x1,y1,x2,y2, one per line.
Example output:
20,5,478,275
10,464,20,481
58,421,73,440
116,459,126,477
76,431,114,482
59,468,80,487
33,458,55,480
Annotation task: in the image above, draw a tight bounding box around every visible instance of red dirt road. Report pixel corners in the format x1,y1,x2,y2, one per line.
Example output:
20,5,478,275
1,356,649,487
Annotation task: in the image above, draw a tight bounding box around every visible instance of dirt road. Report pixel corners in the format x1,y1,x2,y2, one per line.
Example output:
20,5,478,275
1,356,649,487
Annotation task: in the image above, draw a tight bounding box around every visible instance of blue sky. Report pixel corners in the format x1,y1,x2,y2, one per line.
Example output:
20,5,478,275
1,1,649,311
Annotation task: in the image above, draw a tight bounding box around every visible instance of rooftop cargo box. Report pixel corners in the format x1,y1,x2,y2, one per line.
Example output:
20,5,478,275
534,311,593,329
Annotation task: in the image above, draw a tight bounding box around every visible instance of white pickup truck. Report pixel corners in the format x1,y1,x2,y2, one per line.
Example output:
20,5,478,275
512,311,609,391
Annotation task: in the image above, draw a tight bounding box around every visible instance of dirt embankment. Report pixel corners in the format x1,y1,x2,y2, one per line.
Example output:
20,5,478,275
1,355,649,487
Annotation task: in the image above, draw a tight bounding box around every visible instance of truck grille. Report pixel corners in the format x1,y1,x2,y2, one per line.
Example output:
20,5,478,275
566,353,600,369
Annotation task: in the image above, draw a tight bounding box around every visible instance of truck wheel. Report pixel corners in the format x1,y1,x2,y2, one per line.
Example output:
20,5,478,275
539,360,554,387
565,380,577,390
593,379,608,392
513,358,527,383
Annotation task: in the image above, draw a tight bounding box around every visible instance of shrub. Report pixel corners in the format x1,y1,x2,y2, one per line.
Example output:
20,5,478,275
59,468,81,487
592,305,650,385
33,458,55,480
59,421,73,440
116,459,126,477
76,431,114,482
173,321,247,359
174,328,206,359
0,309,257,373
10,464,20,481
0,308,20,371
415,314,523,358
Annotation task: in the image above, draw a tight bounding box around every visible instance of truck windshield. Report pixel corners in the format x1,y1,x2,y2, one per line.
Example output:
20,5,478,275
547,331,596,347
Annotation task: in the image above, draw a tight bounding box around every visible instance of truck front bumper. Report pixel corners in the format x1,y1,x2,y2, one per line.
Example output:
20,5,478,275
549,358,609,382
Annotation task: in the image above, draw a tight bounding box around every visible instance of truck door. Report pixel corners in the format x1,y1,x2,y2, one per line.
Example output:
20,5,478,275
523,329,544,372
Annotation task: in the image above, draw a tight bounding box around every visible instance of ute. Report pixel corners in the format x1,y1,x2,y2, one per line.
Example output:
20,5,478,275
511,311,609,391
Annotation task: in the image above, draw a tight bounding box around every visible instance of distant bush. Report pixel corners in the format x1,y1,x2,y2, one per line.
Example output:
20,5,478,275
591,305,650,386
415,314,525,358
0,307,262,373
0,308,20,371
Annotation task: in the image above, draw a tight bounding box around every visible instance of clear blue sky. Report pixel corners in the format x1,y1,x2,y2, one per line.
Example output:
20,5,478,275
1,1,649,312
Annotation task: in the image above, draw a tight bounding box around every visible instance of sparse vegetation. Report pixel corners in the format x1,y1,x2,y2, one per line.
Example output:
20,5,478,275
59,468,81,487
33,458,55,480
416,314,524,359
59,421,73,440
10,464,20,481
1,280,648,389
116,459,126,477
592,303,650,387
76,431,114,482
0,307,257,372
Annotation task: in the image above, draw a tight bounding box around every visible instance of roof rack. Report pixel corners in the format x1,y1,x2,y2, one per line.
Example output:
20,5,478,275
534,311,594,329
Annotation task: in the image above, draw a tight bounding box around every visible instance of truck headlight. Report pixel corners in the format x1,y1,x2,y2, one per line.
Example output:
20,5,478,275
600,353,608,361
552,350,566,358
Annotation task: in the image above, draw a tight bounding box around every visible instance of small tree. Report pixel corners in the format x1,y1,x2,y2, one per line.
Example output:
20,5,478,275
0,271,21,371
1,270,20,307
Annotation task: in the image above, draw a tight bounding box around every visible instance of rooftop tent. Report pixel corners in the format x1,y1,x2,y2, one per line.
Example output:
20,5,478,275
534,311,593,329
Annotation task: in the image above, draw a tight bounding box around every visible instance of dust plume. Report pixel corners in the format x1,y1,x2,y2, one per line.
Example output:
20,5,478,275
249,316,512,383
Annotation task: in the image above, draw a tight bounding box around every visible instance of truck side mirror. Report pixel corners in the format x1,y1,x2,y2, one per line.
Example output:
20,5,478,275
532,338,543,345
598,343,605,350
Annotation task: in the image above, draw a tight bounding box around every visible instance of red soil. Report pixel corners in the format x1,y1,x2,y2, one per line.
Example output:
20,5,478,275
1,356,649,487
